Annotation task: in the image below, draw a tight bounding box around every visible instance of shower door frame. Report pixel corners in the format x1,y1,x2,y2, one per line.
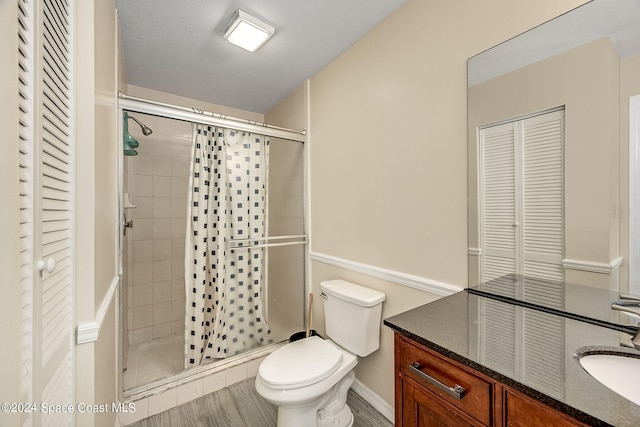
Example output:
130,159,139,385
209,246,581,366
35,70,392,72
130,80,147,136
116,95,309,400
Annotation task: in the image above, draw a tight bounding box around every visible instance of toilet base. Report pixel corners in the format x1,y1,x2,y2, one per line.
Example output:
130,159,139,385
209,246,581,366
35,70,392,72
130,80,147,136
318,405,353,427
317,370,354,427
276,406,353,427
272,371,356,427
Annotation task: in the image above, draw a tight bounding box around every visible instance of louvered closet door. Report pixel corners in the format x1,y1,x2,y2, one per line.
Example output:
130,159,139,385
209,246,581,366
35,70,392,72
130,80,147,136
18,1,36,424
479,110,564,283
19,0,75,425
521,111,564,281
519,113,565,395
479,121,517,281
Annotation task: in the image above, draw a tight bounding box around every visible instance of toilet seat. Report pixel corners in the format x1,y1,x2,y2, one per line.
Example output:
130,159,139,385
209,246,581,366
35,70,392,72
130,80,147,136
259,336,343,389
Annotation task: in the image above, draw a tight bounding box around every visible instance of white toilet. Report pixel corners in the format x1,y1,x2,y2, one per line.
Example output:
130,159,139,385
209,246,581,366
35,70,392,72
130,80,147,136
255,279,386,427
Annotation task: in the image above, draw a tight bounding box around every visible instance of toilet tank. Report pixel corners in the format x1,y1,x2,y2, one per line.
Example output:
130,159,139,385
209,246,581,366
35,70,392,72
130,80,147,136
320,280,386,357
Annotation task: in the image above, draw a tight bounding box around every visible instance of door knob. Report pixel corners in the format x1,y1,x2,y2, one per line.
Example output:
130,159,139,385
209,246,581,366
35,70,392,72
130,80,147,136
37,257,56,273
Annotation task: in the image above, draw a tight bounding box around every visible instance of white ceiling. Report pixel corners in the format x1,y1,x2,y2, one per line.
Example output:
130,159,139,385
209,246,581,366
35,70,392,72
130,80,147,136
115,0,406,113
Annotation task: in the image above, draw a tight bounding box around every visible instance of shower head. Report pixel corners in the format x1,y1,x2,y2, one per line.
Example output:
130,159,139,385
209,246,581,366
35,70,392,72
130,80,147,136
128,115,153,136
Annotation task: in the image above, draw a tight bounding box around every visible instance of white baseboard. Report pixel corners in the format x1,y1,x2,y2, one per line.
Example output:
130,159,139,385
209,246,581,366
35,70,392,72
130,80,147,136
351,378,394,423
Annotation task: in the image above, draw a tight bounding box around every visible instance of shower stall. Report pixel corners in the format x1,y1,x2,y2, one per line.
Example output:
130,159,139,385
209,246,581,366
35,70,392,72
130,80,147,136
119,95,307,394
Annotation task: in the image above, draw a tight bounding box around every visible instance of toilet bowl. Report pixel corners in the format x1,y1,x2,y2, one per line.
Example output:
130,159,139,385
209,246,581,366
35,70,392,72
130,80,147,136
255,337,357,426
255,280,386,427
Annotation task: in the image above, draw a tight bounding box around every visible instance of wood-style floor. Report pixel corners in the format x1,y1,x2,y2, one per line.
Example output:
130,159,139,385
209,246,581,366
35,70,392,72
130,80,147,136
129,378,393,427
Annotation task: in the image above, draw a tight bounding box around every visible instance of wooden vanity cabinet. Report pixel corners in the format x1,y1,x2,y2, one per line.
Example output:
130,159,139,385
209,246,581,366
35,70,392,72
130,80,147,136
394,334,588,427
502,388,588,427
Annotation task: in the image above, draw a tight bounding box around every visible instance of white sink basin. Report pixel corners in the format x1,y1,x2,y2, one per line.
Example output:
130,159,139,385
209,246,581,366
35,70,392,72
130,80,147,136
576,347,640,406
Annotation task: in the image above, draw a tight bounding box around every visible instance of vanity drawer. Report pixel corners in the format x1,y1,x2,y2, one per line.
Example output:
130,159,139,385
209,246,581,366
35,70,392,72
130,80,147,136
399,337,493,426
504,388,587,427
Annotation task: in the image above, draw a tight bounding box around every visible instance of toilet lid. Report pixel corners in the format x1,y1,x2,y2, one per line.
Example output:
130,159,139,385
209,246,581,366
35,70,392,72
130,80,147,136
259,336,343,389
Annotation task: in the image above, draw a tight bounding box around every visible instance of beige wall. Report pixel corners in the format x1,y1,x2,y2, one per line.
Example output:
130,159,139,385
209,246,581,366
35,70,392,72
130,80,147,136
619,54,640,292
94,0,120,304
74,0,97,424
308,0,588,407
266,81,309,131
93,1,119,425
468,37,620,288
75,0,120,425
94,303,118,426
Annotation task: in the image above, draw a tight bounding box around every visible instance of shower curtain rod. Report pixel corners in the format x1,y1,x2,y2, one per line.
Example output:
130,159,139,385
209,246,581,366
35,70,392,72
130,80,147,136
118,92,306,143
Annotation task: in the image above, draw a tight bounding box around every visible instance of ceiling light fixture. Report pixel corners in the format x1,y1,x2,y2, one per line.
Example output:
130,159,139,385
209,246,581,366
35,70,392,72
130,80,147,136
223,9,274,52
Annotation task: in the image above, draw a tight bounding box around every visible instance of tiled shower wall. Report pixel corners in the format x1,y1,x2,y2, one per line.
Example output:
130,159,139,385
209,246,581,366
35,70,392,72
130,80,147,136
125,114,191,345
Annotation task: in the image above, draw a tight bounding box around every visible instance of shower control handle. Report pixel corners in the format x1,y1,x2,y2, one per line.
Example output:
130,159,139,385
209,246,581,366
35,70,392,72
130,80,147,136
124,219,134,236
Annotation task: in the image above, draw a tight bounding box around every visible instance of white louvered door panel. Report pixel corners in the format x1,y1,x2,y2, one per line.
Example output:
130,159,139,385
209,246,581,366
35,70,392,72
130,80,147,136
479,122,517,282
18,1,36,425
522,309,565,400
520,111,566,401
521,276,565,399
481,299,516,376
522,111,564,282
24,0,75,425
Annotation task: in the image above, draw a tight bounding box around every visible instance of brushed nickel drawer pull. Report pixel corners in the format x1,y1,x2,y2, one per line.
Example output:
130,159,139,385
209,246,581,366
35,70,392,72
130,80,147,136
409,362,467,400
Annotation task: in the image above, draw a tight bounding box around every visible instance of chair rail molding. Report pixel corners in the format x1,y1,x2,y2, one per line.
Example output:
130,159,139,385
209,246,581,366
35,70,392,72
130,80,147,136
310,252,462,297
562,257,623,274
76,275,119,344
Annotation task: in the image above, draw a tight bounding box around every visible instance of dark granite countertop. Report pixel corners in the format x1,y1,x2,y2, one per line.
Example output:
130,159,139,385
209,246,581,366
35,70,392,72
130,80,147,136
384,290,640,426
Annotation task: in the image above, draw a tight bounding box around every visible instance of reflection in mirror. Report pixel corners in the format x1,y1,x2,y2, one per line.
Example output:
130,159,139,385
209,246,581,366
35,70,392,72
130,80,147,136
468,295,566,401
466,273,639,332
467,0,640,292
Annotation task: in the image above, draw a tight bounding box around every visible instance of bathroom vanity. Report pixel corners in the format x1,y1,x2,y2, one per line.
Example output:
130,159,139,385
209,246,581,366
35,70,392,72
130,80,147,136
394,334,585,426
384,276,640,426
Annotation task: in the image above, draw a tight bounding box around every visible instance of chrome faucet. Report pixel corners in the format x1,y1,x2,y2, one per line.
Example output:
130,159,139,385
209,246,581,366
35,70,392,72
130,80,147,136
611,295,640,350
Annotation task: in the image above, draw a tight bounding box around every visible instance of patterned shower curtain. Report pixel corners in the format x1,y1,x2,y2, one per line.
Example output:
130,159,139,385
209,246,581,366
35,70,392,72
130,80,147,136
185,123,271,367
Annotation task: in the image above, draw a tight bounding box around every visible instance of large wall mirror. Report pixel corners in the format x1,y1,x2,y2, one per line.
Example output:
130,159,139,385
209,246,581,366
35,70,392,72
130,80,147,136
467,0,640,292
